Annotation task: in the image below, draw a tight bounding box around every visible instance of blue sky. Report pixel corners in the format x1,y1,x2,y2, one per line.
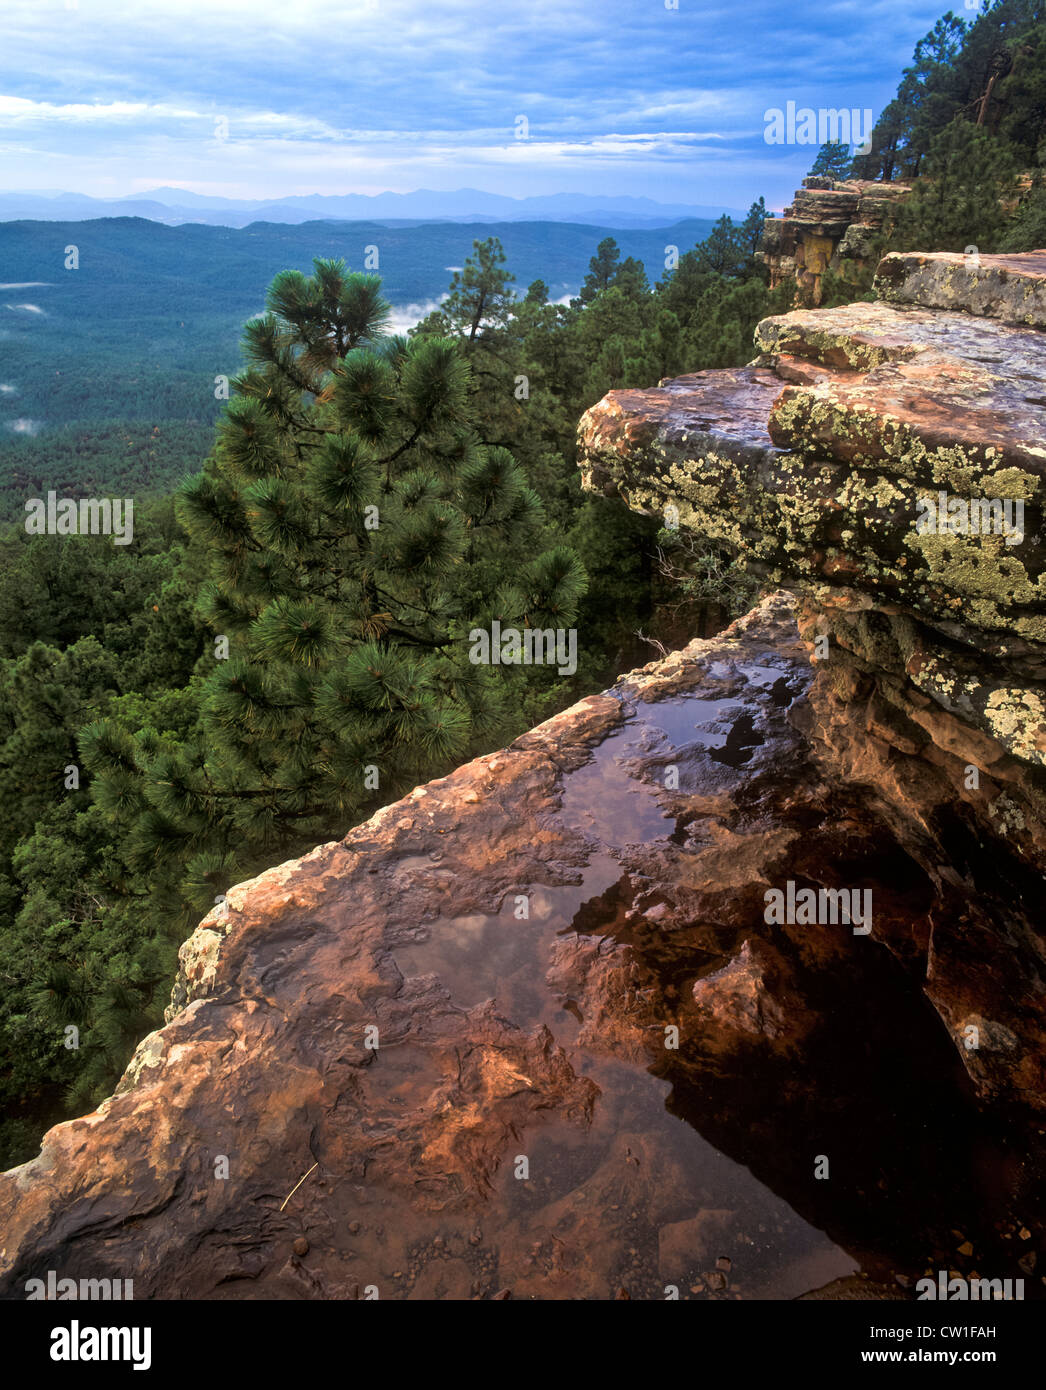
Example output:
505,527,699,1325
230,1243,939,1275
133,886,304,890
0,0,957,211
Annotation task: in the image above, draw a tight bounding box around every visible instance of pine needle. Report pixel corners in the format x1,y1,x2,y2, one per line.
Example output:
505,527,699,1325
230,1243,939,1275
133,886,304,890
279,1161,318,1211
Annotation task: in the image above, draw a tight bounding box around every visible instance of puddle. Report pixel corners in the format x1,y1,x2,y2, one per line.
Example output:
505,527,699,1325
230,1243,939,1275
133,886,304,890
393,846,860,1297
395,853,621,1025
385,669,1042,1299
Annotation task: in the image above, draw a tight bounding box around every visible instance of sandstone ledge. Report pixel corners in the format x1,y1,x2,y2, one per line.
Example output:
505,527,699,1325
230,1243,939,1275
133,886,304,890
876,250,1046,328
2,593,1041,1299
579,256,1046,788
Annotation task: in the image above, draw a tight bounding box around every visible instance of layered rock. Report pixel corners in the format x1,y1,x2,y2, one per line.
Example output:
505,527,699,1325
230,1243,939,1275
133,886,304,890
579,250,1046,1119
876,249,1046,328
758,176,912,306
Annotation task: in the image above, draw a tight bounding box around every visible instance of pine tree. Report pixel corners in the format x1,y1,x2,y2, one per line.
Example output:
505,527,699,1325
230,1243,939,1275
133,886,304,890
740,199,770,257
83,259,586,913
888,117,1016,251
414,237,531,452
690,215,750,278
853,2,1046,179
809,141,853,180
575,237,623,305
420,236,516,349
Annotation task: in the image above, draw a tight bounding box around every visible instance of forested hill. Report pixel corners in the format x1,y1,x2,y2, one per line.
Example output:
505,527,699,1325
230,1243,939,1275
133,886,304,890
0,212,715,422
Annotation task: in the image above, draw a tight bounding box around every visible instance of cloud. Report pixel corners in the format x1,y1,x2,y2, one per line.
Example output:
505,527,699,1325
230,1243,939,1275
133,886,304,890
386,299,446,333
0,96,201,124
0,0,952,208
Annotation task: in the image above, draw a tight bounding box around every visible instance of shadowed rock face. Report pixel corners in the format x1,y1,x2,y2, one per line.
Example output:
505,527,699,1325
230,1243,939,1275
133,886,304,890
2,595,1042,1300
579,250,1046,1125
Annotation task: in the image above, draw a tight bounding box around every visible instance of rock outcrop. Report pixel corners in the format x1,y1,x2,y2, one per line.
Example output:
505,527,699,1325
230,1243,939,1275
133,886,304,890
3,584,1041,1299
579,250,1046,1119
758,177,912,306
876,249,1046,327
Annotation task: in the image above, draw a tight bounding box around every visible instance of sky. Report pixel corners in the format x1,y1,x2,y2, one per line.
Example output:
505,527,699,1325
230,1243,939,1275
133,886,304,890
0,0,958,213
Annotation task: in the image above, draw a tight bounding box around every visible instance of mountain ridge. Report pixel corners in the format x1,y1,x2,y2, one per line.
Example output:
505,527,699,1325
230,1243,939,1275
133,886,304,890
0,186,746,229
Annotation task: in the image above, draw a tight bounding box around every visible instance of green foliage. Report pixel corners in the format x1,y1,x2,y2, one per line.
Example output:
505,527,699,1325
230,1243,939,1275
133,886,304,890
0,500,202,1164
853,1,1046,182
1002,171,1046,246
887,119,1017,252
572,237,644,305
0,421,218,527
87,259,587,928
655,529,760,618
809,142,854,179
437,237,516,341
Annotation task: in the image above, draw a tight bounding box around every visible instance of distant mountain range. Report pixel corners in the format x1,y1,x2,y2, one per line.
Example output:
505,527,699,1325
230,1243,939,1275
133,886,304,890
0,187,745,230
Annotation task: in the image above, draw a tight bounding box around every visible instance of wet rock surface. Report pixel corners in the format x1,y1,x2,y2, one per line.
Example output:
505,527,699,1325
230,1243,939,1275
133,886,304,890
579,250,1046,1131
2,594,1041,1299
